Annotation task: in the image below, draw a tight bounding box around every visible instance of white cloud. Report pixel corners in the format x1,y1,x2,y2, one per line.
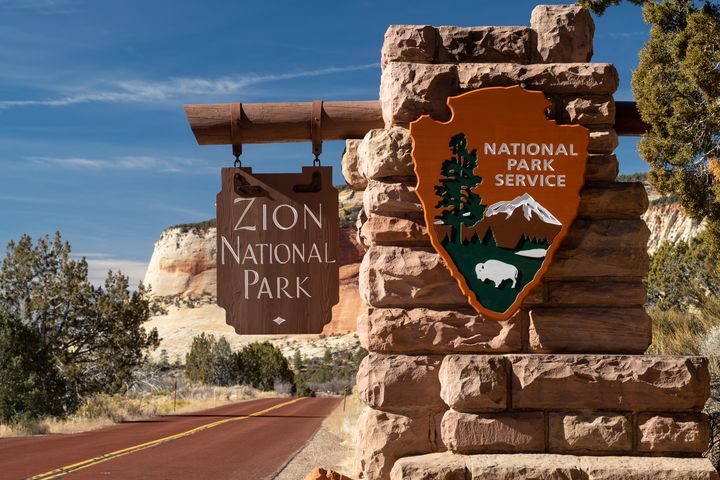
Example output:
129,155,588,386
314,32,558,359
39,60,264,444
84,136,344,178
0,63,380,109
0,0,72,12
26,155,202,172
84,256,148,289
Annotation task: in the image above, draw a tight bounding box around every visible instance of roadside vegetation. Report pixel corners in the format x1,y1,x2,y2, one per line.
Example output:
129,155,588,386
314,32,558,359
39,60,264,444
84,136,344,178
645,230,720,467
0,232,369,437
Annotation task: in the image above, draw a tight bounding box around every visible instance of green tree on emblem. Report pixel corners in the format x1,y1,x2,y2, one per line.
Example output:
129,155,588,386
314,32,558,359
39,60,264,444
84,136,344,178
435,133,485,241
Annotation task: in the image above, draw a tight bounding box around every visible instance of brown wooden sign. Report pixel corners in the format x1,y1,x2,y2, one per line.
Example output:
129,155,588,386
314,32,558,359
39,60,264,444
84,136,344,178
216,166,339,334
410,86,589,320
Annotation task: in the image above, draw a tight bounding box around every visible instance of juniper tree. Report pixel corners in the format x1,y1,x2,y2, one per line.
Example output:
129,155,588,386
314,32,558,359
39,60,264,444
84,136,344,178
0,232,159,397
435,133,486,240
578,0,720,244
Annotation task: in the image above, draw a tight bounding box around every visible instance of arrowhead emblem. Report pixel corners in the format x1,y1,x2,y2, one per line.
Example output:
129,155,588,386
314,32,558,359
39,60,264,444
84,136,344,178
410,86,589,320
272,317,286,326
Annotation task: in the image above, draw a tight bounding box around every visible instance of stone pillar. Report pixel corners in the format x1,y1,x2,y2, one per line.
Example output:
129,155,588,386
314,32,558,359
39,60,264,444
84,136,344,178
345,5,717,480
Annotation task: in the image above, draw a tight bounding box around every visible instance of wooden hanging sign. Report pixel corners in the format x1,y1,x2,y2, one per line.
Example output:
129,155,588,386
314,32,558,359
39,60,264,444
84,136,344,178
216,166,339,334
410,86,589,320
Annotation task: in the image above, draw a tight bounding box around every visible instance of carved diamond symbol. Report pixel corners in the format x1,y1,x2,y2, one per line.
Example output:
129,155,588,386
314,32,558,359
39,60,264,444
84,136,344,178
273,317,286,326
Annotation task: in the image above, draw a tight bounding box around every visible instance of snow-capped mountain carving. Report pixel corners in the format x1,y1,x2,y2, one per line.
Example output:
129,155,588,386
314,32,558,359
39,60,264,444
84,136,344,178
460,193,563,249
485,193,562,226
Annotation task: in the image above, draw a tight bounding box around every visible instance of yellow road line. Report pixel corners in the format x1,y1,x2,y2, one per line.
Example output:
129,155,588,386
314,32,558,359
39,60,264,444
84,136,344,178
27,397,304,480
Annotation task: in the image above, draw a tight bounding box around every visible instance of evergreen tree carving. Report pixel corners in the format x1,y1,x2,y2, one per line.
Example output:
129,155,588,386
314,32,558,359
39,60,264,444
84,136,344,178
434,133,485,241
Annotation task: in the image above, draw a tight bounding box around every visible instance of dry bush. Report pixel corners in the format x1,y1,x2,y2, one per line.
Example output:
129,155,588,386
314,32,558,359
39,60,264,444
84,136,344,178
324,389,363,476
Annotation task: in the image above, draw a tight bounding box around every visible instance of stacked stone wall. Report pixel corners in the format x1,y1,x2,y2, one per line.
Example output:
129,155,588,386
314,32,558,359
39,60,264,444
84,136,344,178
343,5,717,479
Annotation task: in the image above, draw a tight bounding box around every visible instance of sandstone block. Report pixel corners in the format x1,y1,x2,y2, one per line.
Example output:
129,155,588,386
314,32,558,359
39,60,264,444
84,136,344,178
380,63,458,127
548,219,650,278
363,180,423,218
544,280,647,307
357,353,445,412
359,246,467,308
585,154,618,182
391,453,467,480
381,62,617,127
357,127,414,180
548,413,631,453
457,63,618,94
358,307,522,354
637,413,710,454
439,355,507,412
527,307,651,354
356,407,434,480
341,139,366,190
381,25,437,68
390,453,467,480
579,182,649,218
511,355,710,411
359,214,429,247
437,26,532,64
588,128,618,153
441,410,545,454
531,5,595,63
563,95,614,125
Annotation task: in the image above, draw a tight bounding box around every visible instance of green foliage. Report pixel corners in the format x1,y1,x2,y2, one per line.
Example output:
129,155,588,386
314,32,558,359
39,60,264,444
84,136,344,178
185,336,294,391
292,349,303,371
578,0,648,15
435,133,486,240
168,219,217,233
579,0,720,239
0,310,75,423
0,233,159,398
647,231,720,310
295,346,366,394
236,341,294,391
616,172,648,182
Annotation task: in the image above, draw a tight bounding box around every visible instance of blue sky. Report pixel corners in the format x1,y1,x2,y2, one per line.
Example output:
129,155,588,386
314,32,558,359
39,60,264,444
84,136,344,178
0,0,649,286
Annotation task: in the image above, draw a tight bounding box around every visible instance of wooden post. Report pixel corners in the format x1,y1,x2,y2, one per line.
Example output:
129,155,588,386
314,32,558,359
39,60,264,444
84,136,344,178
183,100,648,146
173,379,177,412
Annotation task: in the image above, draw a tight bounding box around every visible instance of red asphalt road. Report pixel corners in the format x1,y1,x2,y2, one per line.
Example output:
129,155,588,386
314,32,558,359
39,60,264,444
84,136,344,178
0,396,340,480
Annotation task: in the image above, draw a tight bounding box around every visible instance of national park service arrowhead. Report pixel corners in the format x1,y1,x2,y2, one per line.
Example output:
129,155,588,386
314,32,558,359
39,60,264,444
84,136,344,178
410,86,589,320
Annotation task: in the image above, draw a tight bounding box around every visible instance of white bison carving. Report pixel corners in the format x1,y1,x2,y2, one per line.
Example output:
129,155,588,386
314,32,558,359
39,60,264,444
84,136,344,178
475,260,518,289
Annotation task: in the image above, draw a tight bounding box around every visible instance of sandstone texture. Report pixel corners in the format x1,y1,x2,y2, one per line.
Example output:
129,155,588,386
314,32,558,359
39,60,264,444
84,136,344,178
356,407,435,480
357,127,414,179
144,227,216,297
562,95,614,125
391,453,720,480
304,467,353,480
381,25,437,68
359,246,467,308
358,308,521,354
511,355,710,411
358,215,428,247
357,353,445,412
437,26,533,64
527,307,651,353
543,281,646,307
341,139,366,190
637,413,710,454
439,355,507,412
381,61,619,126
643,201,706,254
585,154,618,182
531,4,595,63
579,182,649,218
363,180,422,218
548,413,631,454
441,410,545,454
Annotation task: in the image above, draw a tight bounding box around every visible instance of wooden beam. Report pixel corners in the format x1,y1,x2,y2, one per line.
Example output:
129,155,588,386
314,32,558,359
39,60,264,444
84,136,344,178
184,100,384,145
184,99,649,145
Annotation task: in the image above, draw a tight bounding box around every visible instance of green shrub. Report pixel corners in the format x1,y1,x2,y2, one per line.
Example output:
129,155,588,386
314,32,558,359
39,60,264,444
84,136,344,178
236,342,294,391
0,310,76,423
